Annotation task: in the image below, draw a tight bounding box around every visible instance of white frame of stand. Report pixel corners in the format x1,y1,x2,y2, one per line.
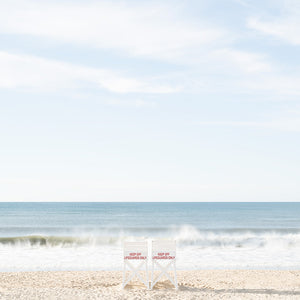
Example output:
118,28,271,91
151,240,178,290
122,241,149,289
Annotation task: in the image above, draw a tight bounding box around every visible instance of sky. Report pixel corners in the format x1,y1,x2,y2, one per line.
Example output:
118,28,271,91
0,0,299,202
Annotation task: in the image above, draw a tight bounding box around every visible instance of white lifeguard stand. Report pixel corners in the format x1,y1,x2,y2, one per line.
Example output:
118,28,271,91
122,241,149,289
151,239,178,290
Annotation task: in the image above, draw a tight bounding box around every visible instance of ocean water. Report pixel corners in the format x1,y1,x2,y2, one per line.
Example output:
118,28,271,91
1,202,300,272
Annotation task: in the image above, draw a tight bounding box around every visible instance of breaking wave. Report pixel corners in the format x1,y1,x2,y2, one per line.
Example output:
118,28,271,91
1,225,300,271
1,225,300,250
0,235,122,247
175,225,300,249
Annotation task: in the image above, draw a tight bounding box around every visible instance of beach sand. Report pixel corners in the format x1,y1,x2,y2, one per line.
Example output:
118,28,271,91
0,270,300,299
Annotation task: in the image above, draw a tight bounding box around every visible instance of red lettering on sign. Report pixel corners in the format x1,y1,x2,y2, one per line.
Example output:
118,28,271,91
124,256,147,260
152,255,175,260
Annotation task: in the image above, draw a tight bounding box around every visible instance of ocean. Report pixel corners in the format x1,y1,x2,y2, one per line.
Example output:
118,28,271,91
0,202,300,272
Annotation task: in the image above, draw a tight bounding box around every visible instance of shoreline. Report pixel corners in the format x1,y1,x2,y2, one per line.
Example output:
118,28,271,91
1,270,300,299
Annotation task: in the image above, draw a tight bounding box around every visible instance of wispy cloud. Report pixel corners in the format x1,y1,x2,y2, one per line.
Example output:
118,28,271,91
232,0,252,7
0,51,179,94
247,0,300,45
103,98,157,108
248,18,300,45
213,48,272,73
1,0,300,100
0,0,225,61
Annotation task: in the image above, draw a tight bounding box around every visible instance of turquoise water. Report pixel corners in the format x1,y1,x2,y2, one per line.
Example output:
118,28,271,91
0,202,300,271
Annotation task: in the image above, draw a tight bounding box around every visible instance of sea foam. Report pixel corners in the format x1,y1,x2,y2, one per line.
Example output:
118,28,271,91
1,225,300,271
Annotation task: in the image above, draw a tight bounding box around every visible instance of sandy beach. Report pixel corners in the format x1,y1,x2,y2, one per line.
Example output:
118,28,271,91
0,270,300,299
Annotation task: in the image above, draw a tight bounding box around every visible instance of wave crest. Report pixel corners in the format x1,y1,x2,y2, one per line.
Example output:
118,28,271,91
175,225,300,249
1,225,300,249
0,235,120,247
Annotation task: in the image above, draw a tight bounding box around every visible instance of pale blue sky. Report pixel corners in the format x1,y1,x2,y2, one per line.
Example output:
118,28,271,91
0,0,299,201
